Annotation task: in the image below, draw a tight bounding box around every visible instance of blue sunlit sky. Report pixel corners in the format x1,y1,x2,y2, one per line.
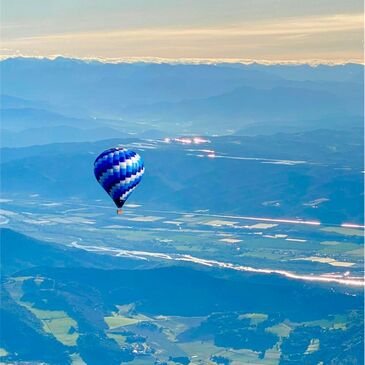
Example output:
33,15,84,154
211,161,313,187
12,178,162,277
1,0,363,63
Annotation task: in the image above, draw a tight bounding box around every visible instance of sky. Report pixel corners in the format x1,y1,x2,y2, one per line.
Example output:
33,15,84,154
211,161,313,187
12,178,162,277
1,0,364,63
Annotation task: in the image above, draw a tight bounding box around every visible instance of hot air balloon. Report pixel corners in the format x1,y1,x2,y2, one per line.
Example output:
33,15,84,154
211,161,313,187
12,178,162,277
94,147,145,214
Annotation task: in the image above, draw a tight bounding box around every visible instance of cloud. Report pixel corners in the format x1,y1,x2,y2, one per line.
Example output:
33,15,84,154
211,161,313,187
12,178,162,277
10,13,363,40
1,13,363,62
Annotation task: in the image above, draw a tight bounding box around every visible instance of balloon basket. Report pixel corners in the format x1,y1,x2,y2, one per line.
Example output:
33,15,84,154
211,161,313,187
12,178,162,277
117,209,123,215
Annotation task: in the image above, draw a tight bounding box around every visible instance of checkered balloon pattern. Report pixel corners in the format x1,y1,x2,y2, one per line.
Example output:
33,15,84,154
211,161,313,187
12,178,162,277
94,147,145,208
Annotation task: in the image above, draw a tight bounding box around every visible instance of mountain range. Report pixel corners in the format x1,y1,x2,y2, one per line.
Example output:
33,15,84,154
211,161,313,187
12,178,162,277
1,58,363,145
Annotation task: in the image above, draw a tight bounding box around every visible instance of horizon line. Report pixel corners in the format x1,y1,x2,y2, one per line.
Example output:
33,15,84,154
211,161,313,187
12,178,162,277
0,54,363,67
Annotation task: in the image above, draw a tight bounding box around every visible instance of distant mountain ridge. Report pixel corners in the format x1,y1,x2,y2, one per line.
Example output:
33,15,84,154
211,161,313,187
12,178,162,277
1,57,363,139
119,85,357,134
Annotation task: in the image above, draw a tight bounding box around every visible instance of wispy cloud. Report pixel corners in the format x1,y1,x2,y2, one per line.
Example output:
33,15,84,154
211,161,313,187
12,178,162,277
10,13,363,40
1,13,363,62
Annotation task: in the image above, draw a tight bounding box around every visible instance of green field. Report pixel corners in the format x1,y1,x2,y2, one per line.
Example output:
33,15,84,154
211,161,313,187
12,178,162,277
106,333,127,346
104,315,140,329
321,227,364,237
266,323,293,338
70,353,87,365
5,278,79,346
239,312,268,326
24,306,79,346
0,349,8,357
304,314,348,330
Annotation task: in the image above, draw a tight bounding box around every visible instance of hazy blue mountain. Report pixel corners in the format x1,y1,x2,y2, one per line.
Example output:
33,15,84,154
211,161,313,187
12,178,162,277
1,58,363,137
0,104,148,146
243,63,364,83
119,85,360,134
0,94,52,110
1,126,130,147
1,107,99,132
1,57,281,113
234,116,363,135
